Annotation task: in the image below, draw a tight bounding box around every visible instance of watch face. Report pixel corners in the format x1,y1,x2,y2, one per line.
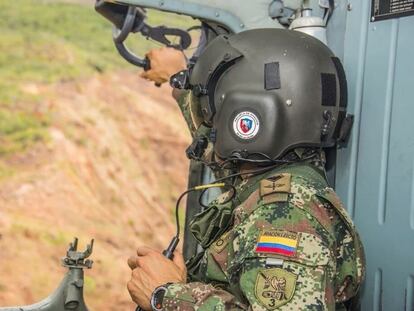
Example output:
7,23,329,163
151,286,167,311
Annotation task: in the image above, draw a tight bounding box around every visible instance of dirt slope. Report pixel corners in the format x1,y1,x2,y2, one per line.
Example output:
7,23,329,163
0,71,190,309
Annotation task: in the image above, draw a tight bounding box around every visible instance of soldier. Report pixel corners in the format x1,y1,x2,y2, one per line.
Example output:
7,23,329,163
127,29,365,310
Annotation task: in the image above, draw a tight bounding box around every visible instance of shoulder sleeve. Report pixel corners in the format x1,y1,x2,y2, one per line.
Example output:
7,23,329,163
228,175,338,310
163,282,248,310
315,187,366,303
176,90,204,137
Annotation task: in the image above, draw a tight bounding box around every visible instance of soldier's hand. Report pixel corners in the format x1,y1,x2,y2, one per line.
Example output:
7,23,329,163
140,47,187,85
127,246,187,310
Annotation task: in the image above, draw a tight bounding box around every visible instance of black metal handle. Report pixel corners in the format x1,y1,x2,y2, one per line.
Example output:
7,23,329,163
114,40,149,68
96,1,192,80
112,6,137,43
162,236,180,260
110,7,190,69
111,5,149,68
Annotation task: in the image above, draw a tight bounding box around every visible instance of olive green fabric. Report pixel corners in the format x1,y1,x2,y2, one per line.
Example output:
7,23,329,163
189,200,233,248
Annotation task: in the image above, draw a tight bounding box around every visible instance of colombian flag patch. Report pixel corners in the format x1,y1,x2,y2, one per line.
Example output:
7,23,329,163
255,230,299,257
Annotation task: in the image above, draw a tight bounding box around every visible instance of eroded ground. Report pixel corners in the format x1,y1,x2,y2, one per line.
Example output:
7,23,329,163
0,72,190,309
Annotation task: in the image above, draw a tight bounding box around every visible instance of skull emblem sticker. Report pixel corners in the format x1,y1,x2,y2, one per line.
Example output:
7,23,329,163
233,111,260,140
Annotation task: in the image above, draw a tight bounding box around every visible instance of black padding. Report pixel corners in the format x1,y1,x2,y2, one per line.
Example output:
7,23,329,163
333,110,346,139
321,73,337,106
204,56,243,123
331,57,348,107
264,62,281,90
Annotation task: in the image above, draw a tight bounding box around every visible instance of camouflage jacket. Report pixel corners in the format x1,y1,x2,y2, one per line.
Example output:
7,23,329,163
165,91,365,310
163,163,365,310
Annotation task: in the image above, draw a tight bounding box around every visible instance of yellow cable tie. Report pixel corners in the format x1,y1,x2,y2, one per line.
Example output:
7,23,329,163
194,183,226,190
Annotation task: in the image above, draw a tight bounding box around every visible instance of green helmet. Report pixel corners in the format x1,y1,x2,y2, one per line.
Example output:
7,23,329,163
186,28,351,162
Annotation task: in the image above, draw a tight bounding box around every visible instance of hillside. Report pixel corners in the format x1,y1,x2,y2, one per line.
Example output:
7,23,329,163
0,1,192,309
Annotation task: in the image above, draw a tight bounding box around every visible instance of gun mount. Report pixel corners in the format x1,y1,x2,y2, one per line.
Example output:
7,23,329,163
63,238,94,269
0,238,94,311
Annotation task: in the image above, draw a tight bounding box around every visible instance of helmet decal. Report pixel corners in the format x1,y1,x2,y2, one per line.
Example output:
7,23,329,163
233,111,260,140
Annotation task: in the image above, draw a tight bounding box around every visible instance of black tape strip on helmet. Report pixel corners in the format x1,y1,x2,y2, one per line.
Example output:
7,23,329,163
331,57,348,108
330,56,353,147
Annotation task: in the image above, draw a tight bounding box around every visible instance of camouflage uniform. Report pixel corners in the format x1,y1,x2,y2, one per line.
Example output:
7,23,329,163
164,91,365,310
175,90,214,163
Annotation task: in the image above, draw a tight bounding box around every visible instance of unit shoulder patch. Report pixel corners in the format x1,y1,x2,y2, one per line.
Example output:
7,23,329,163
255,268,297,309
255,229,299,257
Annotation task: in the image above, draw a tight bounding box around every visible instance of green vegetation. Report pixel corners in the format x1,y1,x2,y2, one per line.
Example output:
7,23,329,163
10,219,72,245
84,275,97,294
0,109,49,155
0,0,120,103
0,161,15,179
0,0,195,155
41,230,71,247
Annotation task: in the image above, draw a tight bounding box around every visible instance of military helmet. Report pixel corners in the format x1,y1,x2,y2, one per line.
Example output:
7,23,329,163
188,29,351,162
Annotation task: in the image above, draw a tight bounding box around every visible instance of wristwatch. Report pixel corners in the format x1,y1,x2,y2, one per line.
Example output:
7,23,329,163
150,283,171,311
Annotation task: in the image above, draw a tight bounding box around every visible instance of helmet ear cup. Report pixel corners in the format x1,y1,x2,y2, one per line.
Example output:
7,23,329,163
213,90,283,160
189,29,349,161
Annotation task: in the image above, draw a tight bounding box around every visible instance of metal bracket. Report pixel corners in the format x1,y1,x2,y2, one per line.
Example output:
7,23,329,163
62,237,94,269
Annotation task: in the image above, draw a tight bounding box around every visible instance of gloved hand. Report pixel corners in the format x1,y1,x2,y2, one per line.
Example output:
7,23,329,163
140,47,187,85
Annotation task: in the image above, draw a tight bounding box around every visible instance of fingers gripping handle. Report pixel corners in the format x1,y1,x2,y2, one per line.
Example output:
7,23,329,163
96,1,191,88
142,57,161,88
135,236,180,311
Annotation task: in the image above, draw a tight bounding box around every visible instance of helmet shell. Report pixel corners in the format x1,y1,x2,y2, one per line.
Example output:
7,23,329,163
190,29,347,160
